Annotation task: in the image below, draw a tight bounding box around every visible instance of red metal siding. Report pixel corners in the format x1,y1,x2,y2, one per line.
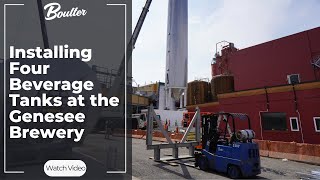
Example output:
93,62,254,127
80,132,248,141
308,28,320,55
201,28,320,144
219,94,266,139
223,27,320,91
296,88,320,144
263,91,302,143
189,88,320,144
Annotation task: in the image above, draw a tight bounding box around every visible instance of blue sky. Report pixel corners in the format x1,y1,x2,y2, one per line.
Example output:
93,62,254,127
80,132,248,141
132,0,320,85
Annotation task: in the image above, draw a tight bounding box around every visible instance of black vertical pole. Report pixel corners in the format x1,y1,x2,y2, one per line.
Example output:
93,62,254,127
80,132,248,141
292,85,298,111
264,87,270,111
37,0,49,49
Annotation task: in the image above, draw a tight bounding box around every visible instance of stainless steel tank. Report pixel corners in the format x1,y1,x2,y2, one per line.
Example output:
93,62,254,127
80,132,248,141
165,0,188,110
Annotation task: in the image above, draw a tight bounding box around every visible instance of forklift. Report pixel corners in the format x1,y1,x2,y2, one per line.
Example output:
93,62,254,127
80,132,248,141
195,113,261,179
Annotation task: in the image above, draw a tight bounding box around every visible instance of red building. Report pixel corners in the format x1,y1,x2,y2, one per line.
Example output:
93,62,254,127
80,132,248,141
188,27,320,144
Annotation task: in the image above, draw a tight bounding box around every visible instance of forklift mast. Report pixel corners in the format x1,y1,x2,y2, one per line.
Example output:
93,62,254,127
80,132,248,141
201,114,219,151
201,113,253,152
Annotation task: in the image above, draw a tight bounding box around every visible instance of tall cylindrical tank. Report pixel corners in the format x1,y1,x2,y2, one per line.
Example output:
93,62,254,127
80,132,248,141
158,84,166,110
211,75,235,95
165,0,188,110
187,81,210,106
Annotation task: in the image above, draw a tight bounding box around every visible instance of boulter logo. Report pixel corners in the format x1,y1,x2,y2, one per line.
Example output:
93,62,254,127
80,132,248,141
44,2,87,21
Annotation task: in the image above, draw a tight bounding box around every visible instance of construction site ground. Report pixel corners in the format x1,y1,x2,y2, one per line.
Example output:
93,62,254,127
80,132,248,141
75,134,320,179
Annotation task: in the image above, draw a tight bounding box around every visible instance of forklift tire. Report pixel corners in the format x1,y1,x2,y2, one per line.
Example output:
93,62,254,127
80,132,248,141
227,165,241,179
198,156,209,171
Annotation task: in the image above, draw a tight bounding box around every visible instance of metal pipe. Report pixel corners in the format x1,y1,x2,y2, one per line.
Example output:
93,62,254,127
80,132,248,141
264,87,270,111
146,105,153,146
292,85,305,143
296,110,305,143
292,85,298,111
195,107,201,142
258,110,269,140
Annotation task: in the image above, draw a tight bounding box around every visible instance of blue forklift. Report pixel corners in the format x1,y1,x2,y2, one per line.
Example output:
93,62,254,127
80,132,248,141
195,113,261,179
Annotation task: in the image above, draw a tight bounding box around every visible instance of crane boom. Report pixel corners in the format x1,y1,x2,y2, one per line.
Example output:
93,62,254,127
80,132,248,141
131,0,152,49
105,0,153,115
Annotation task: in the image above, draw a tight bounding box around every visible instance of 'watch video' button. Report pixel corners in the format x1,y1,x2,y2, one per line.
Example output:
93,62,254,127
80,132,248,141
44,160,86,177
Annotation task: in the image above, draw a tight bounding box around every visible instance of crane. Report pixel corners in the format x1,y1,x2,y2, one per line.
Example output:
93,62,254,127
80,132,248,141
104,0,153,118
132,0,152,49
